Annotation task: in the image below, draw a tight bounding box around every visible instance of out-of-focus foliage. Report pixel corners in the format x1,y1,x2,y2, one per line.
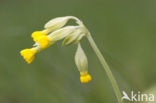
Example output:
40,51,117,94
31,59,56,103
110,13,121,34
0,0,156,103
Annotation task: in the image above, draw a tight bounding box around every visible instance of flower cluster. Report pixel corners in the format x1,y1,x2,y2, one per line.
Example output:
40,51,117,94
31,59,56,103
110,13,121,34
20,16,92,83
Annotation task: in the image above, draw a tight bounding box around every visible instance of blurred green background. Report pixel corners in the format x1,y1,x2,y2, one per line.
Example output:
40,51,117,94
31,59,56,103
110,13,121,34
0,0,156,103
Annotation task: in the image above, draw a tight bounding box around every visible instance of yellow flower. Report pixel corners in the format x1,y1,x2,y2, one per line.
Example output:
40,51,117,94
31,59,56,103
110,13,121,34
20,48,37,64
31,31,47,42
31,31,50,48
80,72,92,83
38,36,50,49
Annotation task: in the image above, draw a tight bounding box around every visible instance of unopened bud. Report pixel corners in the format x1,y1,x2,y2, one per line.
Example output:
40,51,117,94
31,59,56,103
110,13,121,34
47,26,78,41
44,16,72,31
62,29,85,46
75,43,88,73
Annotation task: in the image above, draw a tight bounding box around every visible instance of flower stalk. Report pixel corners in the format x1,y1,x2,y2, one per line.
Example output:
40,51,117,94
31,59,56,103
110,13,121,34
86,33,122,103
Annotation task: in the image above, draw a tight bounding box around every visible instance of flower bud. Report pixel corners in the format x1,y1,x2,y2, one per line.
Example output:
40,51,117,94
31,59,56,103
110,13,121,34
47,26,78,41
75,44,92,83
75,43,88,73
62,29,85,46
44,16,72,31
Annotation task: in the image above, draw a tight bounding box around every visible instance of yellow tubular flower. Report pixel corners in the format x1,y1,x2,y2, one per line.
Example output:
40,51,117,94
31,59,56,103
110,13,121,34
80,72,92,83
20,48,37,64
31,31,48,42
38,35,50,49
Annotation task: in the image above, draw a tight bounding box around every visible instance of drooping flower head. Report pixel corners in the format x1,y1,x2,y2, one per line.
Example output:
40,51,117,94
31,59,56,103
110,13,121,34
20,16,92,83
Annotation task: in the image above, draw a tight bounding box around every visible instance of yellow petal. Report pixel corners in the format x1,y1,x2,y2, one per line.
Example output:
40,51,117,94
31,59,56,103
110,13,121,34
31,31,47,42
20,48,37,64
38,36,50,49
80,72,92,83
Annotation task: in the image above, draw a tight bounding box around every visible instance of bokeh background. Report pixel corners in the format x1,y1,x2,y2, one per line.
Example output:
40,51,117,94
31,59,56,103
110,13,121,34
0,0,156,103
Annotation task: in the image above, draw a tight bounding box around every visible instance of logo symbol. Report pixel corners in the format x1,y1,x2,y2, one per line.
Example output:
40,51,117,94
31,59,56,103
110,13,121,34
122,91,131,101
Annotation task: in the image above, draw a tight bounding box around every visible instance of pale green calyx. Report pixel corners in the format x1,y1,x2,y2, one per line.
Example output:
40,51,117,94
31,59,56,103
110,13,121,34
47,26,78,41
44,16,70,29
62,27,86,46
75,43,88,73
44,16,83,32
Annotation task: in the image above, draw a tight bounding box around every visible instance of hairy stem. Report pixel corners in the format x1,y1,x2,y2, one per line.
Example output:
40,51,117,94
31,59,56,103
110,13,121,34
86,33,122,103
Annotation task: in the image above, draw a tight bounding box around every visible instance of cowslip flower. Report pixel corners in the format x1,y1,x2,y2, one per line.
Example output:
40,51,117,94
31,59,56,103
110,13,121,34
20,47,39,64
20,16,91,83
75,43,92,83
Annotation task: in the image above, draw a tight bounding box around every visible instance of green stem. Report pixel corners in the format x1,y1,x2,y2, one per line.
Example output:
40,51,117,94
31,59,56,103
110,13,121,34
86,33,122,103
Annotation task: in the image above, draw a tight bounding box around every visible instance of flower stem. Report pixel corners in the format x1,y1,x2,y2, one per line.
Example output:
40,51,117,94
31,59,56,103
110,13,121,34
86,33,122,103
